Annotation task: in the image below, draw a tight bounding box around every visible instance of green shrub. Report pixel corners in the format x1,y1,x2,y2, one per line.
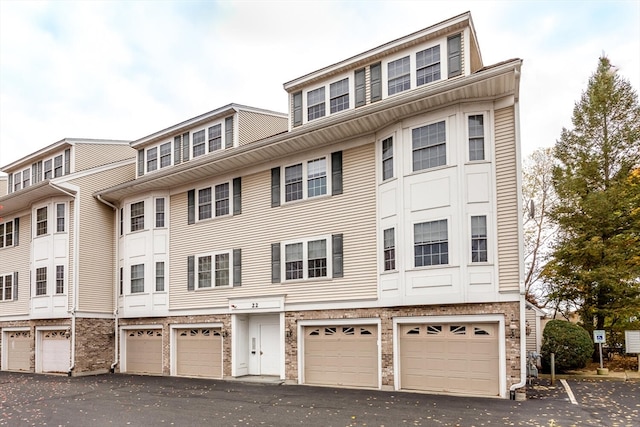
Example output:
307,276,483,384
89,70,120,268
541,320,593,373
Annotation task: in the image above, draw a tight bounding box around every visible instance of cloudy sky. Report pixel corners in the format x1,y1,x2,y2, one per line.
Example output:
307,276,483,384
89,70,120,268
1,0,638,168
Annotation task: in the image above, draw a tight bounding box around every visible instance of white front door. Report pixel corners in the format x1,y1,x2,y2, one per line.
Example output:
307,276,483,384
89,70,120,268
259,323,279,375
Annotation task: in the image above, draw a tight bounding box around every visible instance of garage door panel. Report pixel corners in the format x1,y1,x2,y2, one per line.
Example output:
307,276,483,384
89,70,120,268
126,329,162,375
176,328,222,378
400,322,499,396
6,331,31,372
304,325,378,388
41,331,71,373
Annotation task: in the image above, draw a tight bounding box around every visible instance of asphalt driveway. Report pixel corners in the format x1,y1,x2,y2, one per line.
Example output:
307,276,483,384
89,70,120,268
1,372,638,426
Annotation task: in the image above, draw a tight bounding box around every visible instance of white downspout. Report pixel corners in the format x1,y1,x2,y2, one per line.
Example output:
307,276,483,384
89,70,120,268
50,182,79,376
508,66,527,398
96,194,120,373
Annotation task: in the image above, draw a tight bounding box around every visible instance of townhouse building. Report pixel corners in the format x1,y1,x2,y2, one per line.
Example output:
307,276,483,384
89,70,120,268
1,12,525,398
0,138,136,375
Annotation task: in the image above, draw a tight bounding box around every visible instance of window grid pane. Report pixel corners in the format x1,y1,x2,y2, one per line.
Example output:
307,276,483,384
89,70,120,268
36,267,47,296
384,228,396,271
155,261,165,291
307,87,326,121
414,220,449,266
330,78,349,113
23,168,30,188
215,253,229,287
56,265,64,294
215,183,230,217
130,201,144,232
198,188,212,220
56,203,65,232
160,142,172,168
307,158,327,198
54,155,63,177
285,243,303,280
416,46,441,86
308,240,327,278
131,264,144,293
388,56,410,95
412,121,446,171
285,164,303,202
193,130,206,157
198,256,212,288
208,124,222,152
382,137,394,180
147,147,158,172
468,115,485,161
37,207,48,236
44,159,53,179
155,198,165,228
471,215,488,262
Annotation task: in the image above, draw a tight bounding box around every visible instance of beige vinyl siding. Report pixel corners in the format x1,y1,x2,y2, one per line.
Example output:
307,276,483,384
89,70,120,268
74,143,136,172
71,163,136,312
0,177,7,196
0,213,31,316
494,107,520,292
237,111,288,146
525,306,537,353
170,143,378,309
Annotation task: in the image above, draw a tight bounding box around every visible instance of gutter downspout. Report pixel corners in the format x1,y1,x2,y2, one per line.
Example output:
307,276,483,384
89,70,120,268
96,194,120,373
508,67,527,399
50,182,79,376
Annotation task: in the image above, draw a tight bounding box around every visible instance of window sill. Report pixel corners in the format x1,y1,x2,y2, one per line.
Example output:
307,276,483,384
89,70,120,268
281,193,331,207
408,164,456,176
195,285,234,291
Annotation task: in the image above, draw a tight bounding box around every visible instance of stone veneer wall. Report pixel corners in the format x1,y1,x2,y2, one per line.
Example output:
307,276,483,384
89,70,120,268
73,318,115,375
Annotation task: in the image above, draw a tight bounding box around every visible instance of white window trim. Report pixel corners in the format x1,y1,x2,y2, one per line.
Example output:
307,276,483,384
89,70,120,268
190,118,229,159
129,200,146,233
301,72,353,125
0,272,14,301
33,204,49,238
411,217,451,270
144,140,174,174
55,202,67,234
407,117,450,175
0,219,15,249
468,213,493,265
195,249,234,289
281,235,332,282
378,133,396,183
281,155,332,204
154,197,167,229
465,111,489,163
195,180,233,222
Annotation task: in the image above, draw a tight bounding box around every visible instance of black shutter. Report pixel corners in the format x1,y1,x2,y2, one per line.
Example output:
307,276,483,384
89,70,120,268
233,248,241,286
187,190,195,224
355,68,365,107
233,177,242,215
370,62,381,102
13,272,18,301
448,33,462,78
293,91,302,127
187,256,195,291
64,148,71,175
8,174,12,193
271,243,281,283
13,218,19,246
332,234,343,278
225,117,234,149
182,132,190,161
137,149,144,177
331,151,343,195
271,167,281,207
174,135,182,165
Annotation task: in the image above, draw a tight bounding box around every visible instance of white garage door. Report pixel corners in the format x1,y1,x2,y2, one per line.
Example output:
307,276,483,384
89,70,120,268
6,330,31,372
175,328,223,378
41,330,71,373
126,329,163,375
304,325,378,388
400,323,499,396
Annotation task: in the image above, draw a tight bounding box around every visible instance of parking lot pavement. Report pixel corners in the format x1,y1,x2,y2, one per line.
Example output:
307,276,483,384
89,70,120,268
1,372,638,426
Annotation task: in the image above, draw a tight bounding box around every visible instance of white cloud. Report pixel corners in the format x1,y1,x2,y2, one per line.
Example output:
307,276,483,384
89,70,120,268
1,0,638,167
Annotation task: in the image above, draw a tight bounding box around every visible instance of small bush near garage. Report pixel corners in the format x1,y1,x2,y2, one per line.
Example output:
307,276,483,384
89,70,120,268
541,320,593,372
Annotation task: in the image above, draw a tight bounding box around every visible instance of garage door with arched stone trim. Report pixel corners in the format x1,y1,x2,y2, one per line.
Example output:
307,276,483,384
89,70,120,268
175,328,223,379
399,323,499,396
125,329,163,375
41,330,71,373
6,330,31,372
304,325,378,388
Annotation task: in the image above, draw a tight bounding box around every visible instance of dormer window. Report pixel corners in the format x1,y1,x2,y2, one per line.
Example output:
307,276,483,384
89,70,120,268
307,87,325,121
417,46,440,86
388,56,410,95
330,78,349,113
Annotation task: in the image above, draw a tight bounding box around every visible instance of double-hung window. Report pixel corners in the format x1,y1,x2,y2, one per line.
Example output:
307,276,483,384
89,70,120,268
388,56,410,95
285,164,303,202
36,207,48,236
130,264,144,293
307,87,325,121
208,124,222,152
197,183,230,221
155,261,165,291
330,78,349,113
414,219,448,267
382,137,393,181
471,215,488,262
130,201,145,232
196,251,231,288
307,240,327,278
0,274,13,301
285,243,303,280
54,155,63,178
285,158,327,202
412,121,446,171
155,198,165,228
44,159,53,179
160,142,172,168
192,130,206,157
147,147,158,172
198,188,212,220
36,267,47,296
0,221,13,248
416,45,440,86
383,228,396,271
468,115,485,161
284,238,328,281
214,183,230,217
56,265,64,294
307,158,327,198
56,203,65,232
22,169,30,188
13,172,21,192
